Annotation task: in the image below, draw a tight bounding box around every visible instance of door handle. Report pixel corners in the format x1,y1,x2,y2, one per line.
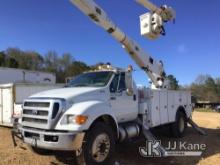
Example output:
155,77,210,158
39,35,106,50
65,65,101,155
110,97,116,100
133,95,136,101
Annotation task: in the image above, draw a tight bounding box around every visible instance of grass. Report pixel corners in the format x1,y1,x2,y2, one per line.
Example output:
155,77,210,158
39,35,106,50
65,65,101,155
194,108,217,113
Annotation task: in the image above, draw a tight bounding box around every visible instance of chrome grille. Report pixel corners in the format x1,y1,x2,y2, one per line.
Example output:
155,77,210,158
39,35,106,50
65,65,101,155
22,117,48,124
21,99,62,129
24,102,50,108
23,109,49,116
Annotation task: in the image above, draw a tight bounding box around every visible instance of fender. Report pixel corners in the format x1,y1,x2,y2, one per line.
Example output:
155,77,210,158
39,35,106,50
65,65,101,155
55,100,118,133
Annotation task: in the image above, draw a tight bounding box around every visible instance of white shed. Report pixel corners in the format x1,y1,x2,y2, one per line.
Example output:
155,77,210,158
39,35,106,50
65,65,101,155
0,67,56,84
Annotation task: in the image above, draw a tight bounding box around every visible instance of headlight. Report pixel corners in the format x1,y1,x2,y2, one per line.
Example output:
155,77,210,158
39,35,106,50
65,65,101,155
67,115,75,124
61,115,88,125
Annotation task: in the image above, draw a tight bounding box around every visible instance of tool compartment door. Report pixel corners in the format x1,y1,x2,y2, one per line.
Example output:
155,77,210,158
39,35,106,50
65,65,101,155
148,90,160,127
167,91,176,122
182,91,192,118
159,91,169,124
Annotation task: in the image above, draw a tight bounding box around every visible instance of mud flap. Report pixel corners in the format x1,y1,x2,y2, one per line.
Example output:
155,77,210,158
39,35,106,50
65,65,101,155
73,133,85,149
188,118,207,136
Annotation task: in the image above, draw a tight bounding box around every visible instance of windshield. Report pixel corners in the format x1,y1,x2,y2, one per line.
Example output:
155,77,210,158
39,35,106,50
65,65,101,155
67,71,113,87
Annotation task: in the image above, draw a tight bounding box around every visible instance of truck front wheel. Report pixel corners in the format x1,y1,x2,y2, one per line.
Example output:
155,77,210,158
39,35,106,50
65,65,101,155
76,122,115,165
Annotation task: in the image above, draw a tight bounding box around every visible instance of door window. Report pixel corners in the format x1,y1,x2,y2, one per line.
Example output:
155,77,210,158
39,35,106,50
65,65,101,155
110,73,126,93
118,73,126,92
110,74,119,93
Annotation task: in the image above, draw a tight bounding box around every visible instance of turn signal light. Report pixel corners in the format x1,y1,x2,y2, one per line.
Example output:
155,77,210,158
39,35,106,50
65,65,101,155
75,115,88,125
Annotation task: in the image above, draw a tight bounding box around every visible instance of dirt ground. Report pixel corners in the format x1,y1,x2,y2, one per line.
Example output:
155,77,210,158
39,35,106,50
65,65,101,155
0,111,220,165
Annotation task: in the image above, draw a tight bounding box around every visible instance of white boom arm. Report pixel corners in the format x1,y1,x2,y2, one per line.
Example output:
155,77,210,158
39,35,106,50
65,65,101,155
137,0,159,12
70,0,172,88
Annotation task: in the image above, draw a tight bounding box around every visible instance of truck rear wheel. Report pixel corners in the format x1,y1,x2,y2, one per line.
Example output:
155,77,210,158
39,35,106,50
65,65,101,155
76,122,115,165
170,111,187,138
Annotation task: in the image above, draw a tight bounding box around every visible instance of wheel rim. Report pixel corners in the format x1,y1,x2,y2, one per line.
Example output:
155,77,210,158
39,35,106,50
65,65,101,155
91,133,111,162
179,117,185,133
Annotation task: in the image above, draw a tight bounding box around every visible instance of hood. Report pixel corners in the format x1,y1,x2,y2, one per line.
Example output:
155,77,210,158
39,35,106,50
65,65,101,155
30,87,108,101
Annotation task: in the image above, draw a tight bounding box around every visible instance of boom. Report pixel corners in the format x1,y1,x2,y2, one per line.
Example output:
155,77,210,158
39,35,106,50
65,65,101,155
70,0,174,88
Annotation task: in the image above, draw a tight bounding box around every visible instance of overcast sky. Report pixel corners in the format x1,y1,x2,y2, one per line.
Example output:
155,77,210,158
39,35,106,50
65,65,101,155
0,0,219,85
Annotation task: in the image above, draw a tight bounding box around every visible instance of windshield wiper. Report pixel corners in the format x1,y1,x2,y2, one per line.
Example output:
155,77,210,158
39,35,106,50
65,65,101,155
73,84,88,87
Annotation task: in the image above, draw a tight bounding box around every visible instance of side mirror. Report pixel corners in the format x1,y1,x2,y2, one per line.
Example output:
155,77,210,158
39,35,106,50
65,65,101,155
125,72,134,96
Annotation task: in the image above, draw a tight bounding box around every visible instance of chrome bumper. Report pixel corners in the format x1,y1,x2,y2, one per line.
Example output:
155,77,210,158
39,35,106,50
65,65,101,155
21,128,85,151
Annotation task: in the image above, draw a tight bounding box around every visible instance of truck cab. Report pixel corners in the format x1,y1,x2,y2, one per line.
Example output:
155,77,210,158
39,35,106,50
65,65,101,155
21,65,138,151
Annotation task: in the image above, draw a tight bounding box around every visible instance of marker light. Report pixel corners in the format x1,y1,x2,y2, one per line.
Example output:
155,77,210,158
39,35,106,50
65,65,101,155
74,115,88,125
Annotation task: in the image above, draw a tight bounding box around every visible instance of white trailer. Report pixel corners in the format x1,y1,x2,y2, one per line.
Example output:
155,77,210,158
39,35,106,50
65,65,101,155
0,67,56,84
0,83,63,127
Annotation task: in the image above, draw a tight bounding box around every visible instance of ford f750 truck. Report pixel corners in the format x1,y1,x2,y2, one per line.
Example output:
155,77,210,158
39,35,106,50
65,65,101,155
16,0,200,164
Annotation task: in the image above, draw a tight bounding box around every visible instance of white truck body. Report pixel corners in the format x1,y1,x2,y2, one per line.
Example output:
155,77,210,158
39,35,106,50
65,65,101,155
0,67,56,84
138,88,191,127
0,83,63,127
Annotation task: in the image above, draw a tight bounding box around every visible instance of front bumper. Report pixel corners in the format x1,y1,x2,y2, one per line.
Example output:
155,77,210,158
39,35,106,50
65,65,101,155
21,127,85,151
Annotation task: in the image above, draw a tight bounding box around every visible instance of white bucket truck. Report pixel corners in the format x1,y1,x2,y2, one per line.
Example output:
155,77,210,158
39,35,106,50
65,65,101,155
15,0,203,164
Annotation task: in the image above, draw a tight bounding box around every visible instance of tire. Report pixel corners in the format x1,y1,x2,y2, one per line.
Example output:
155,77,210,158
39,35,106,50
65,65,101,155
76,122,115,165
170,111,187,138
29,146,50,155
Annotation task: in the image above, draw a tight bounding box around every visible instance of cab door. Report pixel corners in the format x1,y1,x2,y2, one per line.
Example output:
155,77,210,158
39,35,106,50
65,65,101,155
109,73,138,123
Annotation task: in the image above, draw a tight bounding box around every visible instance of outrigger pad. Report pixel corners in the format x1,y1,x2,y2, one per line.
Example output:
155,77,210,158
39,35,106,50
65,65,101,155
188,118,207,136
142,125,167,157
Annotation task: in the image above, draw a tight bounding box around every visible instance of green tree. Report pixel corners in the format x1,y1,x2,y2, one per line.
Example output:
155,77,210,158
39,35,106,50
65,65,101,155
59,53,73,71
43,51,90,83
44,51,59,73
55,53,75,83
204,77,218,102
5,57,19,68
190,83,205,101
5,48,45,70
66,61,91,78
167,74,179,90
5,48,23,68
0,51,6,66
216,78,220,101
24,51,44,70
190,75,219,102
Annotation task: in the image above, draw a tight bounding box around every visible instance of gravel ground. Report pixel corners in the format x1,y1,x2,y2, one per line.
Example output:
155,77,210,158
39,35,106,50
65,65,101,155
0,111,220,165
